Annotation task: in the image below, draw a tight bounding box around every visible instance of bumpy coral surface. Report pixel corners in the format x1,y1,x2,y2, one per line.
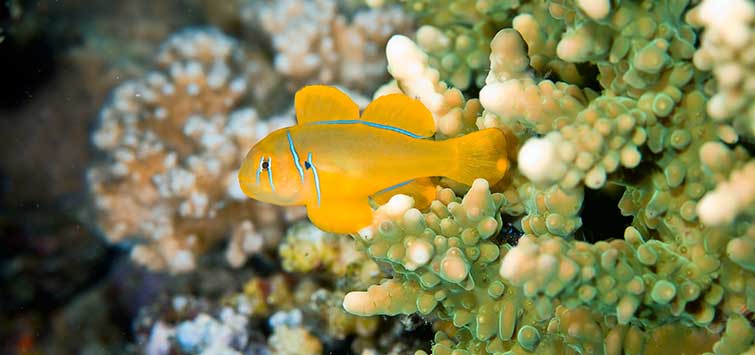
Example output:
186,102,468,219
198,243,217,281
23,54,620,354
341,0,755,354
88,28,294,273
83,0,755,354
688,0,755,140
245,0,414,93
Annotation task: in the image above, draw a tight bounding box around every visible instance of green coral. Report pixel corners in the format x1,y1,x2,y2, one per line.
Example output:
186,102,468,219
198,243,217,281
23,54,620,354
547,0,698,99
416,23,499,90
342,0,754,353
344,180,545,353
373,0,585,90
372,0,513,90
500,229,724,328
342,180,727,353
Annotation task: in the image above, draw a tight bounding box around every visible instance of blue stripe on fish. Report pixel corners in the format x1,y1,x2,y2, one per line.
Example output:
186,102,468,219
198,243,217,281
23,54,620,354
312,119,427,139
376,179,413,194
267,156,276,192
307,152,321,207
287,131,305,184
256,156,264,185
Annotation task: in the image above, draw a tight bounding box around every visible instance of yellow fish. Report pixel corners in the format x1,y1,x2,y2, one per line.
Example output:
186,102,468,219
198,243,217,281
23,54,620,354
238,85,509,234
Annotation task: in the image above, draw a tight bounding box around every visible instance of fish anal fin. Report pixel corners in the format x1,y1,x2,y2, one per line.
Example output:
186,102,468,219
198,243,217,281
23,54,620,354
306,198,374,234
371,177,436,210
295,85,360,124
361,93,436,138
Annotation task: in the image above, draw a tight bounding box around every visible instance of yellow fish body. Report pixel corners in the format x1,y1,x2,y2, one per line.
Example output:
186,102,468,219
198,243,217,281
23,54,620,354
238,86,509,234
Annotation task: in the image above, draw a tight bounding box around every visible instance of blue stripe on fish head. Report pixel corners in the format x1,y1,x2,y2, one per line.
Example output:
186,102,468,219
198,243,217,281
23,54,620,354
238,128,307,205
306,152,321,207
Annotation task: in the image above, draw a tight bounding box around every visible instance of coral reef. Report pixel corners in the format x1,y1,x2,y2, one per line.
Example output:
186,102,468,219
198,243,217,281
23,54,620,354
383,34,482,138
688,0,755,140
59,0,755,353
244,0,414,93
132,222,414,355
88,28,294,273
339,0,755,354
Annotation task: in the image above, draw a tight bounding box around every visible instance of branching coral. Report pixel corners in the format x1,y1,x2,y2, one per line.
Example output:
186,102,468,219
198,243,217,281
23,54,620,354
688,0,755,140
384,34,482,138
552,0,697,99
279,222,382,286
340,0,754,354
365,0,497,90
371,0,587,90
88,28,293,273
697,145,754,227
344,181,722,353
139,266,386,355
268,323,323,355
344,180,539,353
500,228,722,328
245,0,414,93
173,309,250,355
84,1,755,354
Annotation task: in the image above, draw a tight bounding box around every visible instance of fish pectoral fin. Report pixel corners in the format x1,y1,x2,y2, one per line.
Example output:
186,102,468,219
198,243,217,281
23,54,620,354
295,85,360,124
306,197,374,234
371,177,436,210
360,93,436,138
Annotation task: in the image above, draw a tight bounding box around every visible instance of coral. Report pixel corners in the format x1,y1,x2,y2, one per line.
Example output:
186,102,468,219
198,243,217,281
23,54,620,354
268,325,323,355
279,222,382,286
343,180,720,353
138,293,260,355
136,267,389,355
384,34,482,138
371,0,580,90
279,222,359,275
414,24,495,91
236,274,296,317
88,28,293,273
245,0,414,93
688,0,755,140
553,0,697,99
344,180,535,353
173,309,249,355
500,228,721,328
342,0,754,353
711,314,755,354
479,29,588,137
698,155,755,227
73,0,755,354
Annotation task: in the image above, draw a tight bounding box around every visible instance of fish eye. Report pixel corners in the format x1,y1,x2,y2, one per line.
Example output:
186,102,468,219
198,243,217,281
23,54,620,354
304,161,311,170
262,160,270,169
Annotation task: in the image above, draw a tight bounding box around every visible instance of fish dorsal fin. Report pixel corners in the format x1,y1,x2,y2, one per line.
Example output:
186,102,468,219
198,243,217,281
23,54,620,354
295,85,360,124
371,177,436,210
360,93,436,138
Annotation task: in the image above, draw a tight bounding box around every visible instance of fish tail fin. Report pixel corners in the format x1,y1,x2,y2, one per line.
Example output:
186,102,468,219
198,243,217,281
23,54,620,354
445,129,510,186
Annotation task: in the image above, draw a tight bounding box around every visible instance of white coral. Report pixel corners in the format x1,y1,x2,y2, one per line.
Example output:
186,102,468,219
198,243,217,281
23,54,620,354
249,0,413,92
698,160,755,226
89,28,293,273
690,0,755,139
